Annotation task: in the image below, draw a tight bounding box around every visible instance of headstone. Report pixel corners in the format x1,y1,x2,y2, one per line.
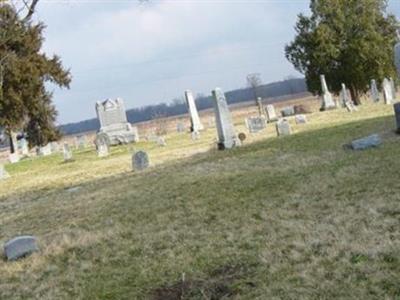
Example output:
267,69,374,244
276,119,291,136
63,143,73,161
191,131,200,140
157,136,167,147
4,235,38,261
395,39,400,77
370,79,380,102
389,77,397,100
340,83,357,112
39,144,52,156
9,153,20,164
393,103,400,133
265,104,278,122
0,164,10,180
383,78,394,104
246,116,266,133
295,114,307,124
256,97,265,116
76,135,87,150
212,88,241,150
95,98,139,145
95,134,109,157
350,134,381,150
320,74,336,110
19,138,29,156
281,106,295,117
132,151,149,171
176,122,185,133
184,90,204,132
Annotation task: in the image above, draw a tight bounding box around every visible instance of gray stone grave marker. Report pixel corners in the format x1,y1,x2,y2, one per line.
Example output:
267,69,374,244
266,104,278,122
383,78,394,104
281,106,295,117
185,90,204,132
370,79,380,102
320,74,336,110
63,143,73,161
295,114,307,124
212,87,241,150
246,116,266,133
350,134,381,150
276,119,292,136
132,151,149,171
9,153,20,164
4,235,39,261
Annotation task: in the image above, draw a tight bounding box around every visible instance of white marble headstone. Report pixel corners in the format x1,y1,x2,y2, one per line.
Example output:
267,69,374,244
184,90,204,133
320,75,336,110
383,78,394,104
370,79,380,102
265,104,278,122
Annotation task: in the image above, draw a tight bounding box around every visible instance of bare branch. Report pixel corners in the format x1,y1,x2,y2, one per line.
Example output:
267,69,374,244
22,0,39,21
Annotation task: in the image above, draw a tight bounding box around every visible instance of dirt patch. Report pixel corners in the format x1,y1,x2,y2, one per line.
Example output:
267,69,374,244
150,263,256,300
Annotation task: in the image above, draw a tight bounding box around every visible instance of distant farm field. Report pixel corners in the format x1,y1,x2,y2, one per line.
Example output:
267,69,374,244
1,99,400,299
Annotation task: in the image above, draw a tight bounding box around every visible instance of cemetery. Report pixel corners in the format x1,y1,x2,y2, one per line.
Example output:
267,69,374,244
0,0,399,299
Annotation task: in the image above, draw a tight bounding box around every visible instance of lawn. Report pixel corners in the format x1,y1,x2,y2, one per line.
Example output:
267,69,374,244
0,101,399,299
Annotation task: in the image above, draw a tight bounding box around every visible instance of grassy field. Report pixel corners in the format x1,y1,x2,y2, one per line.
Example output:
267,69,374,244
1,100,400,299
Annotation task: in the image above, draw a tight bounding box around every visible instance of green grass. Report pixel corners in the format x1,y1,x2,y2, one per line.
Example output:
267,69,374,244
1,101,400,299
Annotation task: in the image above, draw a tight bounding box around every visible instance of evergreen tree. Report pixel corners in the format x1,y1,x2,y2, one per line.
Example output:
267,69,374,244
285,0,398,104
0,2,71,150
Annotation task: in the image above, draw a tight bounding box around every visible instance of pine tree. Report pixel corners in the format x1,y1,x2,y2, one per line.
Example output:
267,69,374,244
0,2,71,150
285,0,399,104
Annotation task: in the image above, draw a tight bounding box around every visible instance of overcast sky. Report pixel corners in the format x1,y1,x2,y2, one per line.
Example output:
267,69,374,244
35,0,399,124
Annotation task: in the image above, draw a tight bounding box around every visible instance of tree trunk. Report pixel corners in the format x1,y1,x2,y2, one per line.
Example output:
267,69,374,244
9,135,15,154
349,86,361,105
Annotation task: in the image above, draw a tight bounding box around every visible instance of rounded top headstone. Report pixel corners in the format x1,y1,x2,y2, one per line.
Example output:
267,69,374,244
132,151,149,171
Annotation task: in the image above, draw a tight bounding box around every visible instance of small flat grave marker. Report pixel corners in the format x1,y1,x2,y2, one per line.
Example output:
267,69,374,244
4,235,39,261
133,151,149,171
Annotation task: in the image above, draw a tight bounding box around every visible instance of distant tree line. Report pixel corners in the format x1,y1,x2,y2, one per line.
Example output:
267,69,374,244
60,77,307,135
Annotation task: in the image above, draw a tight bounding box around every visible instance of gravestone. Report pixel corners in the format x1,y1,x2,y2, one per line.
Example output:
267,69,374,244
185,90,204,133
266,104,278,122
176,122,185,133
63,143,73,161
191,131,200,140
4,235,38,261
157,136,167,147
394,103,400,133
320,74,336,110
96,98,139,146
9,153,20,164
340,83,357,112
350,134,381,150
389,77,397,100
256,97,265,116
212,88,241,150
97,143,109,158
19,138,29,156
39,144,52,156
246,116,266,133
383,78,394,104
370,79,380,102
295,114,307,124
276,119,291,136
0,164,10,180
281,106,295,117
395,40,400,77
76,135,87,150
132,151,149,171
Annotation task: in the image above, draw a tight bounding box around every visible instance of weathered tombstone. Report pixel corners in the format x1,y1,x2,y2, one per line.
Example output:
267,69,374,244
191,131,200,140
246,116,266,133
95,98,139,145
0,164,10,180
265,104,278,122
176,122,185,133
4,235,38,261
63,143,73,161
157,136,167,147
256,97,265,116
276,119,292,136
340,83,357,112
389,77,397,100
281,106,295,117
132,151,149,171
295,114,307,124
9,153,20,164
19,138,29,156
184,90,204,132
383,78,394,104
95,134,109,157
212,87,241,150
350,134,381,150
76,135,87,150
393,103,400,133
320,74,336,110
395,39,400,77
39,144,52,156
370,79,380,102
